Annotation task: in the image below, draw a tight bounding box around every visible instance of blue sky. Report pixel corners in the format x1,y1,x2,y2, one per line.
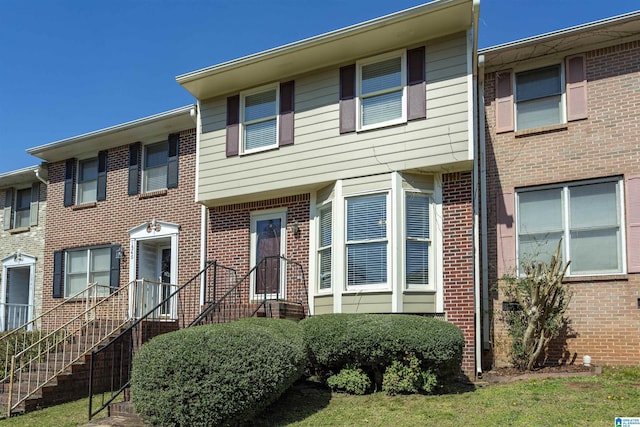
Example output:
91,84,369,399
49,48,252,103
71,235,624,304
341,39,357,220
1,0,638,173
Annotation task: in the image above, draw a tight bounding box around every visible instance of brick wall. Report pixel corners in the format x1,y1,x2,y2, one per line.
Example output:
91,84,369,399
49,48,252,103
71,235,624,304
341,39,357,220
484,40,640,367
442,171,476,375
42,128,202,328
208,194,310,314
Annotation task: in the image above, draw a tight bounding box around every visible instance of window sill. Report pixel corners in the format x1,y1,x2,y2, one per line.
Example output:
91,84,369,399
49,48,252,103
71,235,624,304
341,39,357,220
240,145,279,157
563,274,627,283
356,119,407,134
139,189,168,199
404,288,436,294
515,123,568,137
72,202,97,211
8,227,30,235
342,289,392,295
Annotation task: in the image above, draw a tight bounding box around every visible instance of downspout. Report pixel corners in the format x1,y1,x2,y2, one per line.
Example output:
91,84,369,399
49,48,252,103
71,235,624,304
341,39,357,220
34,167,47,185
471,0,482,378
193,102,208,308
478,54,490,359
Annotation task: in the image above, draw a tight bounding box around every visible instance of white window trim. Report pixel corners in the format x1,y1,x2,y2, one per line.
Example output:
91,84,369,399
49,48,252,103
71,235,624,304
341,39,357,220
316,201,333,295
64,246,111,298
515,177,626,277
13,187,31,229
356,49,407,132
344,191,392,292
76,157,98,204
240,83,280,155
249,208,287,301
514,62,566,132
142,141,169,193
403,189,436,292
0,252,36,331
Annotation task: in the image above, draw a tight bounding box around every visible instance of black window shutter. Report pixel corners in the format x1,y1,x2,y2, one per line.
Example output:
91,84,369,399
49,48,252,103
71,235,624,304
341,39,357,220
110,244,121,293
29,182,40,226
339,64,356,134
167,133,179,188
279,80,295,147
97,150,108,201
407,46,426,121
53,250,64,298
128,143,140,195
63,158,75,207
226,95,240,157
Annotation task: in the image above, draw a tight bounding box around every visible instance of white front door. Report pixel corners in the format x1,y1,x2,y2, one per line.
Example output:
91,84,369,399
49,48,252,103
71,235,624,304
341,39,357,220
0,253,36,331
250,210,287,300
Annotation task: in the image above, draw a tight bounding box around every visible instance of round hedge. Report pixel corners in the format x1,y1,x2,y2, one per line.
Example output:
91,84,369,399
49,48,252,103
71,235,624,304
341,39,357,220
131,318,305,426
301,313,464,382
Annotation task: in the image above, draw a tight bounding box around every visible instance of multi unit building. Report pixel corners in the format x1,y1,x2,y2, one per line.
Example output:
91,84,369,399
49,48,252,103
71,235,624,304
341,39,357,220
0,2,639,415
480,12,640,368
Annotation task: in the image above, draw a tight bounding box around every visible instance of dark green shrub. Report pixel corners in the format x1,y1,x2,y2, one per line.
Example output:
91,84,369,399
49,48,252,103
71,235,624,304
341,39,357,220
301,313,464,386
382,353,437,395
326,366,371,395
131,318,305,426
0,331,45,376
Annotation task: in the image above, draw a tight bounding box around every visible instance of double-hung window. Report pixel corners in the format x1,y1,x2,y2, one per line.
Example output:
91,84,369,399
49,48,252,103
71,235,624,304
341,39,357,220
65,247,111,297
317,205,332,291
346,194,389,288
357,51,406,130
515,65,563,131
517,178,623,275
14,188,31,229
77,158,98,204
242,86,278,153
143,142,169,192
405,192,432,288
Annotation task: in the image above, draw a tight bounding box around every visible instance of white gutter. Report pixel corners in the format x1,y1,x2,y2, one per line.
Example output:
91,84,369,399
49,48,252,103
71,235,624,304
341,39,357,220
27,105,194,156
194,102,208,308
478,53,489,368
34,167,47,185
471,0,482,378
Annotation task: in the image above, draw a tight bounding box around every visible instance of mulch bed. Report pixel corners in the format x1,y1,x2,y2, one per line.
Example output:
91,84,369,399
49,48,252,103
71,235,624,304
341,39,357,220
478,364,597,385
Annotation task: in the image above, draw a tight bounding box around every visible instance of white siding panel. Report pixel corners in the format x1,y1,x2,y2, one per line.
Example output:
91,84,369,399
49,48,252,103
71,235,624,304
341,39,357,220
197,33,470,204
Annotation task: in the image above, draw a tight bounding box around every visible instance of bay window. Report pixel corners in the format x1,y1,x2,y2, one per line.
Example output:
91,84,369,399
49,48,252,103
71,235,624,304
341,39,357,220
405,192,432,288
317,205,332,291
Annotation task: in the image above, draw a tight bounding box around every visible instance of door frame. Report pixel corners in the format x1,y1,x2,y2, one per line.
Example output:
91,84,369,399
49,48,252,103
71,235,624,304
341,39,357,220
127,221,179,318
249,209,287,301
0,252,36,331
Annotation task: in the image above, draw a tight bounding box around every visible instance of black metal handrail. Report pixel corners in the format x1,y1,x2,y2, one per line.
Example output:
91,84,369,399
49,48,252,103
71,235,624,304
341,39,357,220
190,255,306,326
88,260,236,420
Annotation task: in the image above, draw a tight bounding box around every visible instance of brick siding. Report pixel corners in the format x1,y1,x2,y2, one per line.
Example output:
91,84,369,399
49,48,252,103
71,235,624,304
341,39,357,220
484,40,640,368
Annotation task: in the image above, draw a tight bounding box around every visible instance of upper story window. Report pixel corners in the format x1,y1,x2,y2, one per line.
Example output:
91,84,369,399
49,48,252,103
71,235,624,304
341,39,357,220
346,193,389,288
339,47,425,134
64,151,106,206
128,134,178,196
516,178,623,276
143,141,169,192
495,54,587,134
226,81,294,157
3,183,39,231
515,65,563,131
357,52,406,130
14,187,31,229
242,86,278,153
77,158,99,204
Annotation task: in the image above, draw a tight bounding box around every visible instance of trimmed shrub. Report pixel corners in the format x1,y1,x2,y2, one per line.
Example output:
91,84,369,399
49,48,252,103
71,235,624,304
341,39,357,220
301,313,464,387
382,353,437,395
131,318,305,426
327,366,371,395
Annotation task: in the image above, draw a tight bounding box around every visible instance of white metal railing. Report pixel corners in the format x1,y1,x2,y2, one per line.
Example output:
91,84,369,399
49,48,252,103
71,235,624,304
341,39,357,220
129,279,178,320
0,304,33,332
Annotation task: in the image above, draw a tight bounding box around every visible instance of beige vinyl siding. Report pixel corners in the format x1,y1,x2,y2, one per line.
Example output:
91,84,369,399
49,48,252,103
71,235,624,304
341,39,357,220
197,33,469,205
314,294,334,315
402,292,437,313
316,183,335,205
342,293,392,313
401,173,435,191
342,173,391,196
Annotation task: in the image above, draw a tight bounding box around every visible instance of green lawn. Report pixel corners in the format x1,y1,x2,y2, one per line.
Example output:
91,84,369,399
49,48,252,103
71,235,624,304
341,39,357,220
2,367,638,427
